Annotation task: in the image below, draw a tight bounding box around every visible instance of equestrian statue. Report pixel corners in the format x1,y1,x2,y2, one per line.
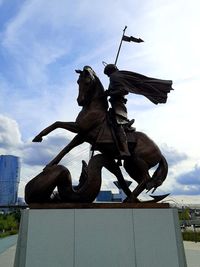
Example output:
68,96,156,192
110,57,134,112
25,64,173,204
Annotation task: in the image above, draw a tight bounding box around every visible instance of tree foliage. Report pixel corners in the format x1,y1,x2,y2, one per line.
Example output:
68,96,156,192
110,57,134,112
0,212,20,234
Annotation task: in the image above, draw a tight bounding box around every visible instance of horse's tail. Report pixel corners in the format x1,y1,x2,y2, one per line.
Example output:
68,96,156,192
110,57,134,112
152,154,168,186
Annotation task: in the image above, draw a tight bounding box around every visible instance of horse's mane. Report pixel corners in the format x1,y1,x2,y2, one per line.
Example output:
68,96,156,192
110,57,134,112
95,75,105,93
94,75,108,110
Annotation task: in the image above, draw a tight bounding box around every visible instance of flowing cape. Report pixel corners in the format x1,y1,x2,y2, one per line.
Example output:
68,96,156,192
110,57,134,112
110,70,173,104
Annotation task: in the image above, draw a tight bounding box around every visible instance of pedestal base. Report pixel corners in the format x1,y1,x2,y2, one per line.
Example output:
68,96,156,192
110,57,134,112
14,205,187,267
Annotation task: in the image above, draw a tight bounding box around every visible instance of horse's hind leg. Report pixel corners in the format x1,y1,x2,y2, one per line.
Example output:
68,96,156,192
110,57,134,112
124,156,151,202
33,121,80,142
124,156,150,184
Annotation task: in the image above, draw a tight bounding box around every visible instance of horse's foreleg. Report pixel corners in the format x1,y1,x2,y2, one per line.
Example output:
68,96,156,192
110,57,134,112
33,121,80,142
45,133,84,168
103,159,131,197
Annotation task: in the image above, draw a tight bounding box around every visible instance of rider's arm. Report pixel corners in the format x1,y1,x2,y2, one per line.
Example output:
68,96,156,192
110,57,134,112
105,84,128,97
106,77,128,96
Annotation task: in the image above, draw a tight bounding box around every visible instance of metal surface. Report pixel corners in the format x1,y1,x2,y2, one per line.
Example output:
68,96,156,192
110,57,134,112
27,66,173,204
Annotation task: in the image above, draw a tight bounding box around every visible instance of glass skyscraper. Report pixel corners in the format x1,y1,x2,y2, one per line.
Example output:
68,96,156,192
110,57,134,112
0,155,20,205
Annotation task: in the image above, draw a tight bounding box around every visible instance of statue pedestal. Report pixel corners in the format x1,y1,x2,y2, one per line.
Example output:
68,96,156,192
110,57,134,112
14,203,187,267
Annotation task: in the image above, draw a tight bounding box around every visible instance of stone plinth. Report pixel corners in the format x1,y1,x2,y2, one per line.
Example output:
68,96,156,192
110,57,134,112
14,203,187,267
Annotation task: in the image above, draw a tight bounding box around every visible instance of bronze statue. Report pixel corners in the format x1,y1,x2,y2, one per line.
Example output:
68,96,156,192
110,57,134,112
104,64,132,157
25,65,173,204
103,63,173,158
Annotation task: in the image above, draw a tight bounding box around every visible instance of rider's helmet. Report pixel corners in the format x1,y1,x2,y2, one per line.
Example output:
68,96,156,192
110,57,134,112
104,64,118,76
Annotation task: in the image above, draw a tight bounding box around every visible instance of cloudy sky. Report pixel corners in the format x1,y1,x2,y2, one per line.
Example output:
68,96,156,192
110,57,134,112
0,0,199,204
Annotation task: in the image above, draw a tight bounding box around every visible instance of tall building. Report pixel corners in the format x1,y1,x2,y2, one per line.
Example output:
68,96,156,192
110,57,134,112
0,155,20,205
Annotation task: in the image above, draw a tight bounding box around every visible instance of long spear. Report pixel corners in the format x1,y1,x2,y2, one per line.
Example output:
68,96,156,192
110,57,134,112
114,26,144,65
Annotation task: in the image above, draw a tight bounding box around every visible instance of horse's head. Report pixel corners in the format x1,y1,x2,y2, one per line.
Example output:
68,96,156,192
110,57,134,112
76,66,104,106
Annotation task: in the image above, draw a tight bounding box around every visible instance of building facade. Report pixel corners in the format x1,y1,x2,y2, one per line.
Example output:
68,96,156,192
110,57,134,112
96,180,132,202
0,155,20,205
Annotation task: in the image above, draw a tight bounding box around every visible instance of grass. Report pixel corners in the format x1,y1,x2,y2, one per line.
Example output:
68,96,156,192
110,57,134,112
0,230,18,238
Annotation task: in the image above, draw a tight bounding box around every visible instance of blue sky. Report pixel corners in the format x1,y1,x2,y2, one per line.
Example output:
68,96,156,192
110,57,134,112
0,0,200,204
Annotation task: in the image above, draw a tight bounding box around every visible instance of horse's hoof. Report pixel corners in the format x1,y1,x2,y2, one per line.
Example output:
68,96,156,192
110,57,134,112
123,196,140,203
32,136,43,142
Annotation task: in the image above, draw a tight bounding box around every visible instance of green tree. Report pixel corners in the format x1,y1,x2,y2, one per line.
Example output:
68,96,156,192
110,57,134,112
179,207,190,220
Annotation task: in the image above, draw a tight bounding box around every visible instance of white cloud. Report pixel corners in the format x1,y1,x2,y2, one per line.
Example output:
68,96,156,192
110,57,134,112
129,78,200,160
0,115,22,154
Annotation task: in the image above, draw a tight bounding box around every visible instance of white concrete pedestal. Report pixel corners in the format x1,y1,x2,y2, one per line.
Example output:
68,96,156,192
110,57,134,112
14,206,187,267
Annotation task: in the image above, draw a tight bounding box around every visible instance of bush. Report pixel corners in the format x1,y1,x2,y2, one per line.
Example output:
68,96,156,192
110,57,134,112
182,230,200,242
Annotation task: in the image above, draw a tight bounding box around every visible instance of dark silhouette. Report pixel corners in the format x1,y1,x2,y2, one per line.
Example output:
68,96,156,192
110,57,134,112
104,64,132,157
25,66,173,203
103,63,173,158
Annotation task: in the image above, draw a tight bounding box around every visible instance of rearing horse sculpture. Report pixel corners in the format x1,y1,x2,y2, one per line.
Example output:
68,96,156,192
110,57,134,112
25,66,168,203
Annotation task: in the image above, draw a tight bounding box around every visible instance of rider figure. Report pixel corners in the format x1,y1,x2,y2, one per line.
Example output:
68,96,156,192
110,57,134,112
104,64,134,157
